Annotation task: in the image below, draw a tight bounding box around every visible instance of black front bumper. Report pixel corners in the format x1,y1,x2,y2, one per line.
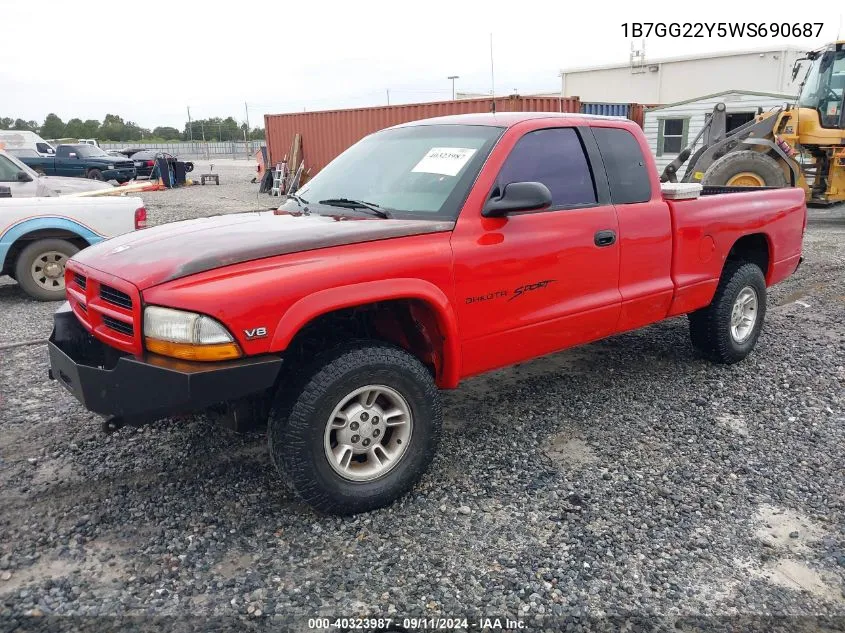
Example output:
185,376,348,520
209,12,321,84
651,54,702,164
47,303,283,421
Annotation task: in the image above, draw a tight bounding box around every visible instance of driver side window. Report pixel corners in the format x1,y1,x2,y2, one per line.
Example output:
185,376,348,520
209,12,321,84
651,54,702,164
0,156,21,182
496,127,597,209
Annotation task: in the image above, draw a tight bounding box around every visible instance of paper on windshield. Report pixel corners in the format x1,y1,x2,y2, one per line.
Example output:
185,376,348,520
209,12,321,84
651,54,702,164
411,147,477,177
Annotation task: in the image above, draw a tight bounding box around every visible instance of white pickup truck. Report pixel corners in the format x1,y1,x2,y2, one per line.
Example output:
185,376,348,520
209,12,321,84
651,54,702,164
0,150,114,197
0,195,146,300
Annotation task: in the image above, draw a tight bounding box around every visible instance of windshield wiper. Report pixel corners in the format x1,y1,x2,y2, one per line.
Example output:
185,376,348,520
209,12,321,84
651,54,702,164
318,198,392,219
285,192,308,207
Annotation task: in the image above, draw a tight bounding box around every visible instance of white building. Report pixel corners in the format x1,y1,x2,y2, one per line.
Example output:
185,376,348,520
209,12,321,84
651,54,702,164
643,90,795,179
559,48,803,104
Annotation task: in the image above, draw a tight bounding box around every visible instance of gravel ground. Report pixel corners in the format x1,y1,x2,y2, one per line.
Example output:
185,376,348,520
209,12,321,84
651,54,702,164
0,194,843,632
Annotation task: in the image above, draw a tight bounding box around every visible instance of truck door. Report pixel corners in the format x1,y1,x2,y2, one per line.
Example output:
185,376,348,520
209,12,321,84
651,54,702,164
591,124,674,332
55,146,82,177
450,123,621,378
0,154,38,197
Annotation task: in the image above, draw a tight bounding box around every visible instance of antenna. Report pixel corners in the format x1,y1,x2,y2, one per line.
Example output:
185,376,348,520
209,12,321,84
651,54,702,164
490,33,496,113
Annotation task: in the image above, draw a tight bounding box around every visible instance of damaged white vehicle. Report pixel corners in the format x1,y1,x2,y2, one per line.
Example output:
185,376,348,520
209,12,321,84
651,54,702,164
0,150,114,197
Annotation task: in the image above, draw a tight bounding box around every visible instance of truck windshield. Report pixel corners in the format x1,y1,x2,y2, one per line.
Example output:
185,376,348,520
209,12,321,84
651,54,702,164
74,145,108,157
291,124,504,219
1,151,39,179
797,48,845,128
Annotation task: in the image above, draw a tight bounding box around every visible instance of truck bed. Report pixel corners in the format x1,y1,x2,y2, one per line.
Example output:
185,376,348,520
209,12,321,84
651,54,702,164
665,186,806,316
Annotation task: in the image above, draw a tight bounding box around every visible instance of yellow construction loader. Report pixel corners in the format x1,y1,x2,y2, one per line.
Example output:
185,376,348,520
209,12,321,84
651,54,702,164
661,41,845,205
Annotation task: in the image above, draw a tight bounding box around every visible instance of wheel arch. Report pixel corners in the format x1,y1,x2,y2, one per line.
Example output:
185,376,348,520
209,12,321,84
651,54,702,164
724,232,772,284
269,279,461,388
0,218,101,276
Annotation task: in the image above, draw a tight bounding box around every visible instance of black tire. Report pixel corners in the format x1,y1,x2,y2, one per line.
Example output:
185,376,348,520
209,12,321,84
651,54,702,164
688,261,767,364
185,162,194,173
268,341,442,515
87,168,104,180
14,238,79,301
702,150,788,188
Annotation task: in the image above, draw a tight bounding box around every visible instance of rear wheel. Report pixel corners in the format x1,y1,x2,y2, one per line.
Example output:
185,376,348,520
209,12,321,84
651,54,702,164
702,150,788,188
267,341,441,515
86,168,104,180
688,261,767,364
14,238,79,301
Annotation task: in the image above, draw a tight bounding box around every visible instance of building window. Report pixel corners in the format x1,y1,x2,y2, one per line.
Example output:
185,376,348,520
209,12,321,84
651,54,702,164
704,111,756,135
658,118,688,156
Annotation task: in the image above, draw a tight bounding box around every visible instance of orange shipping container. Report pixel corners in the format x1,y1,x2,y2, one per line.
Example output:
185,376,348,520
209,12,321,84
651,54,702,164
265,96,581,175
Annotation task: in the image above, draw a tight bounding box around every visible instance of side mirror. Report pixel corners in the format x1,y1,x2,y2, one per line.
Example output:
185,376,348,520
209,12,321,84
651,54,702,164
16,171,33,183
482,181,552,217
47,148,55,155
68,152,77,159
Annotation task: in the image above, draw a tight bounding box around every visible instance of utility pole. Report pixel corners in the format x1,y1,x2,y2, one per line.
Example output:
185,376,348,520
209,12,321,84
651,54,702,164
448,75,459,100
187,106,192,141
244,102,250,138
201,121,206,142
386,89,390,105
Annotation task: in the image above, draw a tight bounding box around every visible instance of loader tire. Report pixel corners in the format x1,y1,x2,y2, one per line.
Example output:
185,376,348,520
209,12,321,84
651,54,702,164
702,150,788,188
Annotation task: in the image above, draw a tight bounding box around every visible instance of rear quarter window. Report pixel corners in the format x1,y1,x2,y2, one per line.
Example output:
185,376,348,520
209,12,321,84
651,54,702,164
593,127,651,204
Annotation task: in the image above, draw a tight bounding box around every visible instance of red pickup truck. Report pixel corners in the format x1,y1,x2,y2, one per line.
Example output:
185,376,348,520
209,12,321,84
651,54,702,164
48,113,806,515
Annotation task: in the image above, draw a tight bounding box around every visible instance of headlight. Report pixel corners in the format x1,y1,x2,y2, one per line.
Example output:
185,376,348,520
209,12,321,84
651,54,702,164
143,306,241,361
107,164,115,170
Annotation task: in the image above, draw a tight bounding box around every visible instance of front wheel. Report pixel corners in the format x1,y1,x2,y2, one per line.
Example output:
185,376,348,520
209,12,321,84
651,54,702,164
87,168,104,180
268,341,442,515
14,238,79,301
689,261,767,364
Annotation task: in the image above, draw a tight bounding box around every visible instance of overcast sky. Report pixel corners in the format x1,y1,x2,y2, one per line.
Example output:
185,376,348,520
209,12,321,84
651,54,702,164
1,1,841,129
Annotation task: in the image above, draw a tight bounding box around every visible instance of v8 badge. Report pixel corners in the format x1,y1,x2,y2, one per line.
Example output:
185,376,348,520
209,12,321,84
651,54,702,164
244,327,268,340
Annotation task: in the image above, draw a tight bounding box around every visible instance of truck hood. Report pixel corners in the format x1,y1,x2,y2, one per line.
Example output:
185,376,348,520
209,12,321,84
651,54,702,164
38,176,114,196
73,210,455,289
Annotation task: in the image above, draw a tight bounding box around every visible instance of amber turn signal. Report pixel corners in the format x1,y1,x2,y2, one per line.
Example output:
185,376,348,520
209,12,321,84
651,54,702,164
144,338,242,361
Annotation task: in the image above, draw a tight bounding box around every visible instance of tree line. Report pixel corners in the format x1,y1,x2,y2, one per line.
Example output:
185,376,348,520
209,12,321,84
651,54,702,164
0,113,265,143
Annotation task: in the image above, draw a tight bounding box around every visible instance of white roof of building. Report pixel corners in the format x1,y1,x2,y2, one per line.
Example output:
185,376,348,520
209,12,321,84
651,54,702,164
647,89,797,111
560,46,803,75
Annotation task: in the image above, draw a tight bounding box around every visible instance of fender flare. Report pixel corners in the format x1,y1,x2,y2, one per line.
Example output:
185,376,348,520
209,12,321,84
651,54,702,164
0,216,104,272
269,278,462,388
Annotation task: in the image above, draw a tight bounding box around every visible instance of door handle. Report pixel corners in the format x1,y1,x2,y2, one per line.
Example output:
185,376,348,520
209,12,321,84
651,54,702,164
594,229,616,247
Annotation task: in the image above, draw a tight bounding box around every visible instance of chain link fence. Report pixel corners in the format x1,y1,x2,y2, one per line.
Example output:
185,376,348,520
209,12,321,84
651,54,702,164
99,141,264,160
